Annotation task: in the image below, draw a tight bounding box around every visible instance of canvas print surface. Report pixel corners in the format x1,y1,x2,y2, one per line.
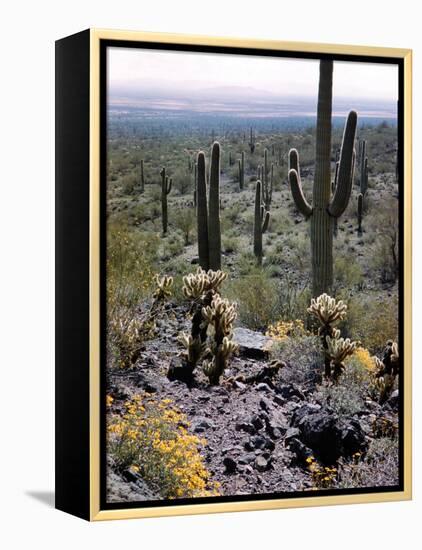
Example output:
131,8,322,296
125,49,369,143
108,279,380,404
104,45,401,506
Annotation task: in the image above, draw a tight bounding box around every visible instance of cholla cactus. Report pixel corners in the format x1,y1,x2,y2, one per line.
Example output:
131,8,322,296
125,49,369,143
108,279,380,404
374,374,396,405
182,267,227,301
177,333,206,369
152,274,173,303
372,340,399,403
308,293,347,328
308,293,348,379
176,268,228,379
326,333,358,380
202,295,238,384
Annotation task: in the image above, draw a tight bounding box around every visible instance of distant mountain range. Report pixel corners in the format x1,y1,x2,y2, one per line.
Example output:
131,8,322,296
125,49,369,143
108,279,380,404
109,85,397,119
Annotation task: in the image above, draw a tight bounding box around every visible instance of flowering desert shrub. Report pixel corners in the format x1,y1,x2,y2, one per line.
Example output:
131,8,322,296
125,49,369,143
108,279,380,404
107,394,220,499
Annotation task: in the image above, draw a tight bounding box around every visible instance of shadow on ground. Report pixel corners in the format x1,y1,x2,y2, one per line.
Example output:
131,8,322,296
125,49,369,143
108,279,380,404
26,491,55,508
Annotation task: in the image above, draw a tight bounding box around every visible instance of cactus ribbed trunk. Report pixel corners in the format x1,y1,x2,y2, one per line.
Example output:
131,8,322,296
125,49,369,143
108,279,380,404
253,180,270,265
254,181,263,262
208,142,221,270
196,152,209,270
311,60,334,297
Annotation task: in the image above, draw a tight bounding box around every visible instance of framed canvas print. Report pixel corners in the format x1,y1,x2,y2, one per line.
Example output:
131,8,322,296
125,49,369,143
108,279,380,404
55,29,412,521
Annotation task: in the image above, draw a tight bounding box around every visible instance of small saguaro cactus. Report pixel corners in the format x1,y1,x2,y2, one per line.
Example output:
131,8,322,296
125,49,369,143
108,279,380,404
288,60,357,297
358,140,368,194
262,148,273,210
160,167,172,235
238,151,245,190
196,142,222,271
357,193,363,235
140,159,145,193
249,127,255,154
254,180,270,265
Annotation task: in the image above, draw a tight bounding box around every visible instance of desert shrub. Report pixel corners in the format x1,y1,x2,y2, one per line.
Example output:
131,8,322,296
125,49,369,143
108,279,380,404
107,224,158,314
337,437,399,489
226,268,278,330
332,256,363,294
222,235,240,254
339,294,398,355
158,232,185,261
107,394,220,499
306,456,337,489
316,347,373,415
273,333,321,387
174,206,196,245
266,319,307,341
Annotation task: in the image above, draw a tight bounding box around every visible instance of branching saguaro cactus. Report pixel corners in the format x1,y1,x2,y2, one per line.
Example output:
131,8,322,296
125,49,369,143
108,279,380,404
238,151,245,191
202,295,238,385
175,268,227,380
307,293,349,379
249,127,255,154
160,167,172,235
288,60,357,297
196,142,222,271
253,180,270,265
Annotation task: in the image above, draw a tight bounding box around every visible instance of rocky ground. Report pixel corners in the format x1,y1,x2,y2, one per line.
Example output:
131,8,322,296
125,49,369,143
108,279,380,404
106,302,399,503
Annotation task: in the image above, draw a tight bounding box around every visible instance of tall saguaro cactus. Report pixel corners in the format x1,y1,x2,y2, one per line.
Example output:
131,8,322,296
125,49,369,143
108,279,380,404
160,167,172,235
249,127,255,154
254,180,270,265
238,151,245,190
196,142,222,270
208,142,222,270
288,60,357,296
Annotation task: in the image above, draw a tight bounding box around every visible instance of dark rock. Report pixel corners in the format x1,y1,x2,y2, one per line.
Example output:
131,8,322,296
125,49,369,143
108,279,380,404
255,456,270,472
238,453,256,465
167,357,194,384
386,389,399,411
251,414,265,431
190,257,200,264
192,417,215,433
285,427,300,442
250,434,275,451
256,383,272,392
286,437,314,463
233,327,274,358
276,383,305,401
223,456,237,474
235,421,256,435
266,410,288,439
292,405,367,463
273,395,286,407
259,398,271,412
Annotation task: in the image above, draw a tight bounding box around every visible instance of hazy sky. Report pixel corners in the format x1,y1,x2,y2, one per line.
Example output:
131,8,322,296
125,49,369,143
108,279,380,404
108,46,398,101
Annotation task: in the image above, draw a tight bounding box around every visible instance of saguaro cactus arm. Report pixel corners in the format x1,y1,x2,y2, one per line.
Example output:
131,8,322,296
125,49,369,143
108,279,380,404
288,148,313,218
328,110,358,217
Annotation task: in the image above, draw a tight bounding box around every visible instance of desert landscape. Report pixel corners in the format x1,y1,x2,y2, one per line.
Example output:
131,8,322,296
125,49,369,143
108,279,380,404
105,53,400,503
